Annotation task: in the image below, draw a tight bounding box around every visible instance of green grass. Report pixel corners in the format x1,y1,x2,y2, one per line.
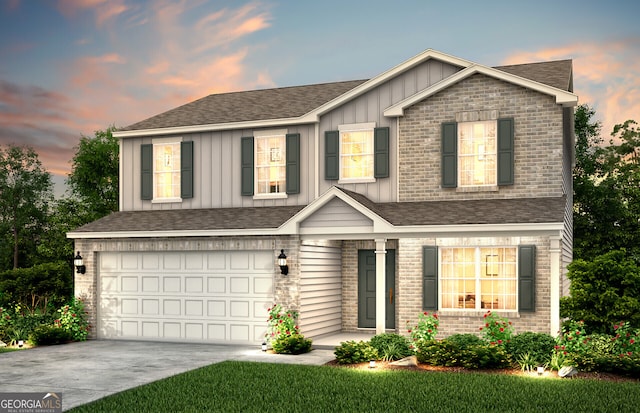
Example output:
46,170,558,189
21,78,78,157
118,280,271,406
0,346,24,353
69,361,640,413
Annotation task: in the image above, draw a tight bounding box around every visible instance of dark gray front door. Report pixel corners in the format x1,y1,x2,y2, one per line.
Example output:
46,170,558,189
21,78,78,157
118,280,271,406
358,249,395,329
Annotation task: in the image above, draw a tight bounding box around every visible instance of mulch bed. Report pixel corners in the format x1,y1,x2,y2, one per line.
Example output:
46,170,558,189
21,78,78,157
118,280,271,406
324,359,639,383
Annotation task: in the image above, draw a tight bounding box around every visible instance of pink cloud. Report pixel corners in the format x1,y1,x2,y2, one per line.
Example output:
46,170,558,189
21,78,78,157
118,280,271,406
502,40,640,139
57,0,130,27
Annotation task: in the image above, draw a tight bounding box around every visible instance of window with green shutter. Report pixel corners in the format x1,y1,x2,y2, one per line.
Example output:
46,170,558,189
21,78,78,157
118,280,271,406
141,140,192,201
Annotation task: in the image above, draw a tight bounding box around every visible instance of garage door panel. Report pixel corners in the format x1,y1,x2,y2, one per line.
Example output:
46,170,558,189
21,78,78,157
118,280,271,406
208,277,225,293
121,277,138,292
185,277,203,293
230,277,249,294
142,276,159,292
163,277,181,292
142,299,159,315
208,300,225,317
99,251,274,344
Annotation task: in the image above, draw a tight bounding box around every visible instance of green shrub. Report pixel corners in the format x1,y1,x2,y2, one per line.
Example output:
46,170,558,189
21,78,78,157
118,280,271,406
445,333,484,349
334,340,378,365
561,250,640,333
505,332,556,366
0,261,72,314
270,333,312,355
369,333,412,361
406,311,439,343
415,339,510,369
29,325,73,345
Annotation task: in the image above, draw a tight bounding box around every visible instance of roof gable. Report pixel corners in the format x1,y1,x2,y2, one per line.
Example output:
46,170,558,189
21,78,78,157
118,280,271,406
114,49,576,138
384,63,577,117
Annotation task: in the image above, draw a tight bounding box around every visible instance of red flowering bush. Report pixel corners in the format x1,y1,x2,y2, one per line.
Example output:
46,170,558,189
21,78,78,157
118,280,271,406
407,311,439,346
611,321,640,357
265,304,311,354
478,311,513,346
56,297,89,341
556,320,590,356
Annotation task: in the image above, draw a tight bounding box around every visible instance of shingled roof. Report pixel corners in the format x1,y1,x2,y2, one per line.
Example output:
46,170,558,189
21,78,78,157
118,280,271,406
121,80,367,132
72,191,565,235
120,58,572,133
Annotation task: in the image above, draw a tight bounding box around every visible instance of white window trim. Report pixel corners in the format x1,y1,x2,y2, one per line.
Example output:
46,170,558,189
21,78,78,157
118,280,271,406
337,122,376,184
253,129,289,200
151,136,183,203
438,245,518,313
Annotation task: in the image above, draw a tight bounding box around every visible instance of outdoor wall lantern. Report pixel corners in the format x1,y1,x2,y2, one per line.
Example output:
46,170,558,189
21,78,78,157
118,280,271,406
74,251,86,274
278,249,288,275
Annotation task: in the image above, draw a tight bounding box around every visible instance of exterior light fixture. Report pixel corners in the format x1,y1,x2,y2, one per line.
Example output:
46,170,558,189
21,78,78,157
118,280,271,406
74,251,86,274
262,341,268,352
18,340,24,348
537,366,545,376
278,249,288,275
369,359,376,369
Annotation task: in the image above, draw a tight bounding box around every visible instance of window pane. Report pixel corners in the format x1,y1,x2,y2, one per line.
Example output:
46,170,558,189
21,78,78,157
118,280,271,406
153,142,181,199
255,135,285,194
340,129,373,179
458,121,497,186
441,246,517,310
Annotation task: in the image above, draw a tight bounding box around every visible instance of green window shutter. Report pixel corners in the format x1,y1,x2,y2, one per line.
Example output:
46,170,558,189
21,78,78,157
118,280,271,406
441,122,457,188
180,141,194,199
374,127,390,178
325,130,339,180
423,246,438,311
497,118,515,186
241,136,254,196
141,144,152,200
518,245,536,312
286,133,300,194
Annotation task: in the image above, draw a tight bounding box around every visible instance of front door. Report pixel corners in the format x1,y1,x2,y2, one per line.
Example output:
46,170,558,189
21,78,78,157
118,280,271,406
358,249,395,329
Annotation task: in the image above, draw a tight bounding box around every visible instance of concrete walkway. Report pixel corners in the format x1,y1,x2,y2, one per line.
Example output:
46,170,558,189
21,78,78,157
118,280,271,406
0,340,336,411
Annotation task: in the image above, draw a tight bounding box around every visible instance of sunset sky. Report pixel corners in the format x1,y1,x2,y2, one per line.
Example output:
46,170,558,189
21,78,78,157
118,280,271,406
1,0,638,197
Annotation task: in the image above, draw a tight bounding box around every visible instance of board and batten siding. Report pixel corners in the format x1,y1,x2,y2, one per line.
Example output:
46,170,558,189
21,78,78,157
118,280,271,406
318,59,462,202
119,125,317,211
299,197,373,229
299,244,342,338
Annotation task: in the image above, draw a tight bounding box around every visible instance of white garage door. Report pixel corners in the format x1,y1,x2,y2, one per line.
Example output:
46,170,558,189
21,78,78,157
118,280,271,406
98,251,274,344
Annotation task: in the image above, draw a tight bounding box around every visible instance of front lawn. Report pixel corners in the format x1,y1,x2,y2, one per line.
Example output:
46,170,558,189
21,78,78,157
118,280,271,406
69,361,640,412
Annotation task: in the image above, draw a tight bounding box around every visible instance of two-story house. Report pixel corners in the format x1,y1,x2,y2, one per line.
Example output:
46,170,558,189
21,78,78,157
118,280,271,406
68,49,577,345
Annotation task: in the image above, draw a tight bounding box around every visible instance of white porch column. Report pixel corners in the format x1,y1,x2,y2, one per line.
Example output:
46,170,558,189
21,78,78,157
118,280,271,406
375,239,387,335
549,237,561,337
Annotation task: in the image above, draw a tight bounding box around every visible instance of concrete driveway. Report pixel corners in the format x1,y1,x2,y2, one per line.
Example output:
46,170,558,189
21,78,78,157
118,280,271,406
0,340,335,411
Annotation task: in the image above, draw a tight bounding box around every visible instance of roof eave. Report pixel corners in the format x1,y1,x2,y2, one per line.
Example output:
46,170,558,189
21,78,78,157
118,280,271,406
113,115,319,138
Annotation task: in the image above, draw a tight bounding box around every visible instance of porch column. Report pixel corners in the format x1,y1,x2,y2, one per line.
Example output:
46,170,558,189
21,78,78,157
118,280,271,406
375,239,387,335
549,237,561,337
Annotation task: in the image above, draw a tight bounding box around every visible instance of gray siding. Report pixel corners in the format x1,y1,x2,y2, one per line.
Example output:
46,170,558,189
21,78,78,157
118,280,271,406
319,59,462,202
299,243,342,337
120,125,316,211
300,198,373,228
561,106,575,297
